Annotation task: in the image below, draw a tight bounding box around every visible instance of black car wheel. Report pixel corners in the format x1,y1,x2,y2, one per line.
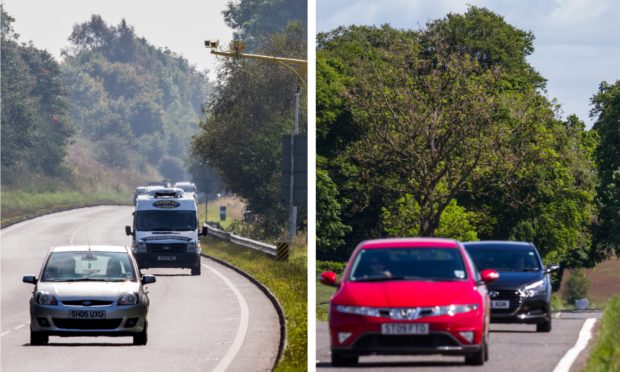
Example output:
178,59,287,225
537,316,552,332
30,330,48,345
133,321,148,345
465,337,486,366
331,351,358,366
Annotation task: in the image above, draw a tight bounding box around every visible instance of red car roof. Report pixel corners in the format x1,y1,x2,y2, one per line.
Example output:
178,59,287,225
360,238,460,249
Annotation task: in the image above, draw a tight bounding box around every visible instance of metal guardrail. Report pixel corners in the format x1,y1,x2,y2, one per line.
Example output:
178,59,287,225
204,223,277,257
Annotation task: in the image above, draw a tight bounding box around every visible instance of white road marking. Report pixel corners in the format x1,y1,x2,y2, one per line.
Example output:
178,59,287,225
1,322,28,337
553,317,597,372
69,218,100,244
204,263,250,372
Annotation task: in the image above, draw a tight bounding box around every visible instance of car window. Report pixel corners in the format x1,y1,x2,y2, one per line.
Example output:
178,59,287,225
465,245,541,272
42,252,136,282
349,247,467,281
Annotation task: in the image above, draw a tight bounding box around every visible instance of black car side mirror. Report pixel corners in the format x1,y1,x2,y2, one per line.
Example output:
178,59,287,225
125,226,133,236
545,264,560,274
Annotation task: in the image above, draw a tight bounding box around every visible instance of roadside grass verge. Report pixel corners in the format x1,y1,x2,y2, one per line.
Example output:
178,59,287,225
202,236,307,371
316,260,346,321
1,190,130,227
584,296,620,372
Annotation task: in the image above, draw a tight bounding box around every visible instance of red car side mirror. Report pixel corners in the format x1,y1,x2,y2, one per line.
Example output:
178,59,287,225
480,269,499,283
320,271,338,287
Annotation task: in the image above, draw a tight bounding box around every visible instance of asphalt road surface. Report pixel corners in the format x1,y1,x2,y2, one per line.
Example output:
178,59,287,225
1,206,280,372
316,310,602,371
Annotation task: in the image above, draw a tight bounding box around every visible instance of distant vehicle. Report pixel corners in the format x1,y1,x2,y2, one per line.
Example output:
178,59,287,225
146,180,170,188
320,238,498,366
463,241,559,332
133,186,148,204
23,245,156,345
173,182,197,201
126,190,207,275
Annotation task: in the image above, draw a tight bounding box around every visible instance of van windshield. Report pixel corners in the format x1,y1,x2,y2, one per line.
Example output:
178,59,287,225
136,210,198,231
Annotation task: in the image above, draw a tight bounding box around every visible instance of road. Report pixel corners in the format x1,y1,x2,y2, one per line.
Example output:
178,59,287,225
316,312,602,371
1,206,280,372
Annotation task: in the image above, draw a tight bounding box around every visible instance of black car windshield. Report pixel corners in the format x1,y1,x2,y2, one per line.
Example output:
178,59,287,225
136,210,197,231
42,251,136,282
465,244,541,272
349,247,468,282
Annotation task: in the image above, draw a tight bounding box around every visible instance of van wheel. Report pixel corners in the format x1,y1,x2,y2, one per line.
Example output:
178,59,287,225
465,337,486,365
191,265,201,275
133,322,148,345
30,330,48,345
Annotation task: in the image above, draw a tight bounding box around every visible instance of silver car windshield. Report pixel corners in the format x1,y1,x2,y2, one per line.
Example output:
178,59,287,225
41,252,136,282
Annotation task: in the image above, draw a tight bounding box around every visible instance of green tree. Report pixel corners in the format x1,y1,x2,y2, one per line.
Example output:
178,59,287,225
592,80,620,258
316,163,351,260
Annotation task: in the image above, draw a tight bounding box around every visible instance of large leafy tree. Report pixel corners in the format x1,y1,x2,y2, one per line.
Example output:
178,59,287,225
192,23,306,237
592,80,620,258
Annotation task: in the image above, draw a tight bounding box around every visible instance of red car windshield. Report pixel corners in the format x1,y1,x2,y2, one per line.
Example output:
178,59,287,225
349,247,468,282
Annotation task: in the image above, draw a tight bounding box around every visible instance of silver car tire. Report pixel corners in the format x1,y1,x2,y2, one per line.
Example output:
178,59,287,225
133,321,148,345
30,330,48,346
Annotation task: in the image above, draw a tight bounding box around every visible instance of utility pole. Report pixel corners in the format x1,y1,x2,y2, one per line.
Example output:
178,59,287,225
205,40,307,245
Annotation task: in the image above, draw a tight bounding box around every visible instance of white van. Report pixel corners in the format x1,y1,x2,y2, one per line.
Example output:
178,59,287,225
125,188,207,275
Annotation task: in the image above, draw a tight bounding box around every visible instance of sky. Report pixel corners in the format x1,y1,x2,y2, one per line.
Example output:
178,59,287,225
317,0,620,128
2,0,235,81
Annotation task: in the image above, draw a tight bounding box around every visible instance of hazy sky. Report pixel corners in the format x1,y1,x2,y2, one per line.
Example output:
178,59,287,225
2,0,235,81
317,0,620,128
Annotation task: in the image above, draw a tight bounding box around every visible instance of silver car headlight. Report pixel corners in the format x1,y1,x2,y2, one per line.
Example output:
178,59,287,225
36,291,58,305
118,292,139,306
519,279,546,297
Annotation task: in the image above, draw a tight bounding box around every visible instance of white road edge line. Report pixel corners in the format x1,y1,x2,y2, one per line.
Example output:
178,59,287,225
1,323,28,337
204,263,250,372
69,218,100,245
553,317,597,372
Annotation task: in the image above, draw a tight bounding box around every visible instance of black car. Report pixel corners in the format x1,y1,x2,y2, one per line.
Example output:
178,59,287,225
463,241,559,332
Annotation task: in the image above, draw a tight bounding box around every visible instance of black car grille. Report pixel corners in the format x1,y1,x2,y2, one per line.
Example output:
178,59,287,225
146,243,187,253
491,289,523,313
353,334,460,350
52,319,122,330
62,300,113,306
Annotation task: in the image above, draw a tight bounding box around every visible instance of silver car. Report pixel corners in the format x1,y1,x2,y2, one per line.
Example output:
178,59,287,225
23,246,156,345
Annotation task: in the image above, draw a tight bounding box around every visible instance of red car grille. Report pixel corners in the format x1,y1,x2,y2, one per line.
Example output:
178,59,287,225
354,333,461,350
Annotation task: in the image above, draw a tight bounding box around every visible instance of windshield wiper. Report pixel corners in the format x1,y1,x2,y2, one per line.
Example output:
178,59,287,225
354,276,406,282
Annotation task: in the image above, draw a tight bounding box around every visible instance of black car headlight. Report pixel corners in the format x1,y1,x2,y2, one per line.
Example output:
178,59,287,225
519,279,546,297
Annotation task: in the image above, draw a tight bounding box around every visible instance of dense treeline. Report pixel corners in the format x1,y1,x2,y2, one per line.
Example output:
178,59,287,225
1,7,217,193
61,15,209,182
1,8,73,185
316,6,609,269
192,0,307,238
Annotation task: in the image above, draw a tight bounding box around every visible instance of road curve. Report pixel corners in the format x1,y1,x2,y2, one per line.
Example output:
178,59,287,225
316,311,602,371
1,206,280,372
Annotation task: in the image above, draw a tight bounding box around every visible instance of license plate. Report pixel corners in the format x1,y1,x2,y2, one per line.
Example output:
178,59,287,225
158,256,176,261
491,300,510,309
381,323,429,335
69,310,106,319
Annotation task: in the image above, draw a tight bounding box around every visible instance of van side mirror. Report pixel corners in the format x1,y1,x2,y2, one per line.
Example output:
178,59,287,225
125,226,133,236
201,226,208,236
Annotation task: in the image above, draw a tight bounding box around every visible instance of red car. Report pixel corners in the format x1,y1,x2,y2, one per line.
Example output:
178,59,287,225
320,238,499,366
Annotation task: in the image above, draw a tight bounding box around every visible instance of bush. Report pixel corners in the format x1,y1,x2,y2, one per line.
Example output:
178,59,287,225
565,269,591,303
317,260,346,276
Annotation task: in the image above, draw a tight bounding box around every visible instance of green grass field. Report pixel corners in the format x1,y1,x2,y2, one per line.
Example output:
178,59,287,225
202,236,307,371
585,296,620,371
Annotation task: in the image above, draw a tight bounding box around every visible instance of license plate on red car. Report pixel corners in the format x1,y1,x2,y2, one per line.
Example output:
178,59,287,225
381,323,429,335
491,300,510,309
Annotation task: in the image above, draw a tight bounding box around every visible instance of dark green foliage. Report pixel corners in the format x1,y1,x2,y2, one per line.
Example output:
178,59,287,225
316,164,351,260
61,15,209,177
565,269,591,303
1,7,73,184
592,80,620,259
316,6,597,268
192,23,306,238
223,0,307,51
